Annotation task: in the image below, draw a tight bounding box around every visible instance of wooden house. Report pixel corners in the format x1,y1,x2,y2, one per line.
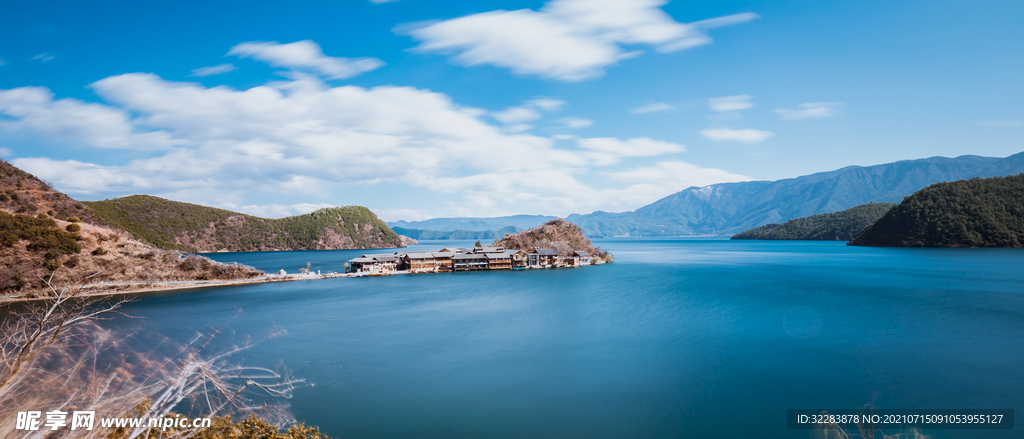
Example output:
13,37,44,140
535,248,561,266
485,252,512,270
453,253,488,271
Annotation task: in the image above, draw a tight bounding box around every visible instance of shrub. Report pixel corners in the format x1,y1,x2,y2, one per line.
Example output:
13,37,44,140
65,256,80,268
0,194,8,202
194,415,332,439
179,255,208,271
43,259,61,271
66,223,81,232
38,213,48,219
67,216,80,223
92,247,108,256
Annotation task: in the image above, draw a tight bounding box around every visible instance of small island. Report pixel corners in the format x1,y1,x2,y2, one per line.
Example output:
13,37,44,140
346,219,612,275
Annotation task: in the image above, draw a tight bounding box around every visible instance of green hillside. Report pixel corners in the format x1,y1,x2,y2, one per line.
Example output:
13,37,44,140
849,174,1024,247
731,203,895,241
85,195,405,252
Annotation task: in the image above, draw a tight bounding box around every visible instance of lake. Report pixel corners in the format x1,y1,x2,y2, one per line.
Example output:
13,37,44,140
111,238,1024,438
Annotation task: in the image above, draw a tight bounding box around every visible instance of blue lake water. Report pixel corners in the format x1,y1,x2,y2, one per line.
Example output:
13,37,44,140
112,238,1024,438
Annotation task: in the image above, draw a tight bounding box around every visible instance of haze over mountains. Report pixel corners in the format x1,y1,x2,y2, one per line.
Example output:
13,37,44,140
394,152,1024,238
387,215,559,231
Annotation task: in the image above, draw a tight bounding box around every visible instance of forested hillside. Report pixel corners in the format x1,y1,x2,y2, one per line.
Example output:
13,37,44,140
86,195,406,252
849,174,1024,247
732,203,895,241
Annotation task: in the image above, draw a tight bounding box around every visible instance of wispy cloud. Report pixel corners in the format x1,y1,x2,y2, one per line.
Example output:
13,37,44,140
560,117,593,128
701,128,774,143
630,102,674,114
31,53,55,62
0,147,13,157
975,119,1022,128
491,98,566,127
400,0,757,81
190,63,237,77
708,95,752,112
526,98,566,111
774,102,843,120
228,40,384,79
578,137,684,157
493,107,542,124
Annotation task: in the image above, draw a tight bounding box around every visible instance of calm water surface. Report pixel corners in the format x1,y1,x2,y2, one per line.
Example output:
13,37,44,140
111,239,1024,438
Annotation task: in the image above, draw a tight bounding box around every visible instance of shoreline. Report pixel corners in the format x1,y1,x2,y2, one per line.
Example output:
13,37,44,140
0,262,608,304
0,272,349,304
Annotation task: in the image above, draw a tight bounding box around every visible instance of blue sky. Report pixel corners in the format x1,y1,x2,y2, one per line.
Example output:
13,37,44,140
1,0,1021,221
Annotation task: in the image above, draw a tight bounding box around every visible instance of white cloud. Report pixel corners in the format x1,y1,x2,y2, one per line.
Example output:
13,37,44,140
32,53,55,62
578,137,683,156
774,102,843,120
560,117,593,128
0,147,12,157
2,43,747,217
401,0,757,81
228,40,384,79
236,203,336,218
975,119,1022,128
630,102,674,114
492,106,542,124
190,63,237,77
708,95,752,112
609,160,749,186
0,86,180,150
596,161,751,210
700,128,774,143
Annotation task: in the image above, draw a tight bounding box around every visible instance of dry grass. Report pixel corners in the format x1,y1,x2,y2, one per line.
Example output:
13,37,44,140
2,217,263,299
0,277,303,438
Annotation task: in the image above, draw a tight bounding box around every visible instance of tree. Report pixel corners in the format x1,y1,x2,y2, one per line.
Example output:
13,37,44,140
0,270,304,438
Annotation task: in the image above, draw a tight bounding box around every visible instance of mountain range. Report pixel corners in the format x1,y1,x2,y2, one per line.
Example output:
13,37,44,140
386,152,1024,238
562,152,1024,237
387,215,558,232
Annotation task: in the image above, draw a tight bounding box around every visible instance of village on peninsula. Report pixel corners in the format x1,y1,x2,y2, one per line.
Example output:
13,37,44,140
341,219,612,276
346,244,601,275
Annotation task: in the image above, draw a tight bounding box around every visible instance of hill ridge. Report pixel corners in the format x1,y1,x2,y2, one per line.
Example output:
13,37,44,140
85,194,406,252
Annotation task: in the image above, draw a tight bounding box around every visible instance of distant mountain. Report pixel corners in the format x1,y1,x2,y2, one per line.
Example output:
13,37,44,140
849,174,1024,247
387,214,557,231
392,226,521,240
732,203,895,241
567,152,1024,237
86,195,406,252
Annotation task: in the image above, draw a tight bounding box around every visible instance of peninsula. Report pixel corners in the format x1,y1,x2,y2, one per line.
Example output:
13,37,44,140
346,219,612,275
